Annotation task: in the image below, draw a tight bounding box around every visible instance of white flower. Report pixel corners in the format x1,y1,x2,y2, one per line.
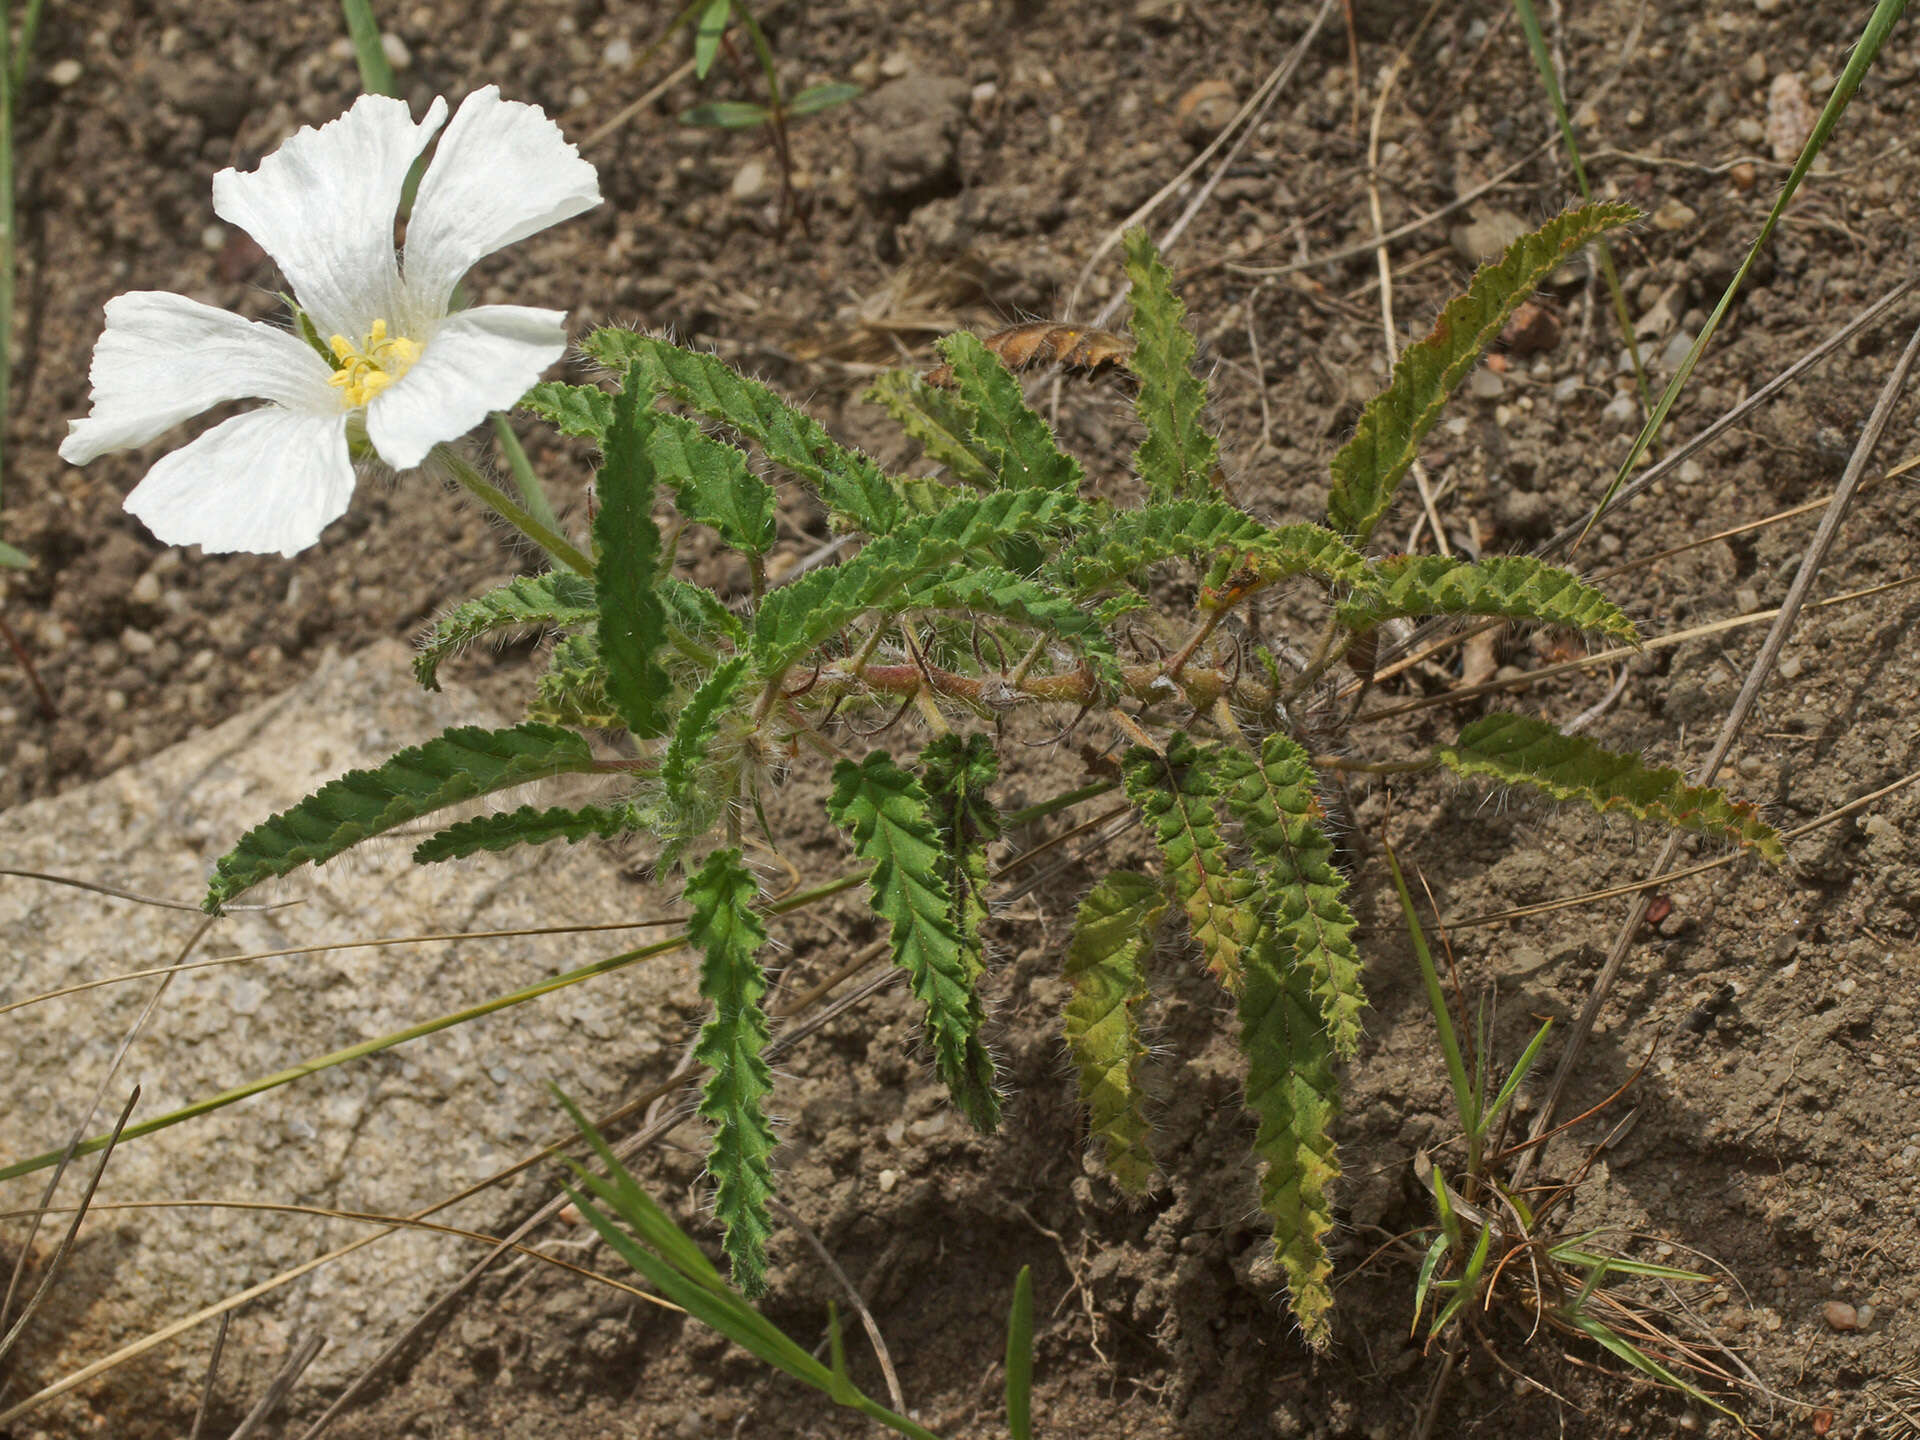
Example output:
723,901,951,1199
60,86,601,558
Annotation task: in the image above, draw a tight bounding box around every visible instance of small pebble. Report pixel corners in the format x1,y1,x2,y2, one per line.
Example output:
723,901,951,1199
1551,375,1581,403
380,32,411,70
1468,367,1505,400
1729,162,1757,192
877,1168,900,1193
731,159,767,199
1602,392,1639,428
1653,198,1698,232
1777,654,1802,679
1660,330,1696,371
48,57,83,87
200,224,226,252
1823,1300,1858,1331
601,37,631,68
1743,53,1768,83
879,50,912,79
1735,586,1762,613
1175,79,1238,144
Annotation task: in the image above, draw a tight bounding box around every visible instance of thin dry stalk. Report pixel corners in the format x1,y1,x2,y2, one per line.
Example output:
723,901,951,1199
1516,313,1920,1182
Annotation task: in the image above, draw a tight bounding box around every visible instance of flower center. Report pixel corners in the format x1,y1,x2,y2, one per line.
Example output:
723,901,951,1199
326,318,422,409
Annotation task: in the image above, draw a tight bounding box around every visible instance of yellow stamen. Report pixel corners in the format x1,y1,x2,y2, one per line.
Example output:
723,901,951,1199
326,318,424,409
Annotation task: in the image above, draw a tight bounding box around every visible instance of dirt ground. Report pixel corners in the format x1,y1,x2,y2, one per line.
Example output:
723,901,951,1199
5,0,1920,1436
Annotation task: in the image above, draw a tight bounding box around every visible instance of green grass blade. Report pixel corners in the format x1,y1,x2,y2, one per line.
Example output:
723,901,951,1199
338,0,398,97
1574,0,1909,547
1483,1018,1552,1134
1508,0,1648,404
1384,843,1477,1140
1005,1265,1035,1440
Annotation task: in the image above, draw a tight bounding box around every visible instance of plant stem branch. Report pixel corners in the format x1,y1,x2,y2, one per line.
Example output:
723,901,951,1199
434,445,594,577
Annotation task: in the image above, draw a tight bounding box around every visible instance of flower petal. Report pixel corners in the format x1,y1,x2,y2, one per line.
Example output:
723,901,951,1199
124,406,355,558
400,86,600,327
365,305,567,469
213,94,448,341
60,291,340,466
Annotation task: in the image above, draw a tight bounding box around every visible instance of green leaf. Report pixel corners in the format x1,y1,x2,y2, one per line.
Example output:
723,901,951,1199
530,631,621,730
683,100,772,128
1123,735,1259,992
1337,554,1638,642
521,380,614,439
1326,202,1638,544
654,657,753,868
748,490,1083,678
1063,871,1166,1193
0,540,30,569
920,733,1001,985
897,566,1120,689
1216,735,1367,1058
687,848,778,1296
933,332,1083,494
692,0,729,78
650,412,778,555
594,362,674,738
788,82,863,117
1005,1265,1035,1440
1239,928,1341,1349
1059,500,1367,597
828,752,999,1131
1122,228,1219,502
659,576,746,649
865,369,995,489
1437,711,1784,861
414,571,597,692
413,802,638,864
205,724,598,910
586,330,908,535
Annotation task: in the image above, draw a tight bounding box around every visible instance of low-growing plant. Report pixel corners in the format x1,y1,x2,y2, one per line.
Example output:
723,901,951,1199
557,1091,1037,1440
185,204,1785,1345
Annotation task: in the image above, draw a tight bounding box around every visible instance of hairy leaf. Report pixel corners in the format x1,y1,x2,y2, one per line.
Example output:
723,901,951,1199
865,369,996,489
586,329,907,534
414,802,638,864
1123,735,1259,991
1061,501,1368,597
1063,871,1166,1193
649,412,778,556
530,632,620,730
594,362,673,738
1437,711,1784,861
934,332,1083,494
659,576,747,649
414,571,596,692
920,733,1001,984
687,848,778,1296
749,490,1083,678
897,566,1120,689
1123,228,1219,502
1337,555,1638,642
205,724,598,909
664,657,753,815
1217,736,1367,1057
1239,928,1341,1349
1326,202,1638,544
521,380,614,439
828,752,1000,1131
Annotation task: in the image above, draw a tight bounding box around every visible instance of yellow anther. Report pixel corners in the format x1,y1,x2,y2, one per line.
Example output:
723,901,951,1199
325,318,423,409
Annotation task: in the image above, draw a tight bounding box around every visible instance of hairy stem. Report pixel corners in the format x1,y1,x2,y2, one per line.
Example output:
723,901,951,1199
434,444,595,578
